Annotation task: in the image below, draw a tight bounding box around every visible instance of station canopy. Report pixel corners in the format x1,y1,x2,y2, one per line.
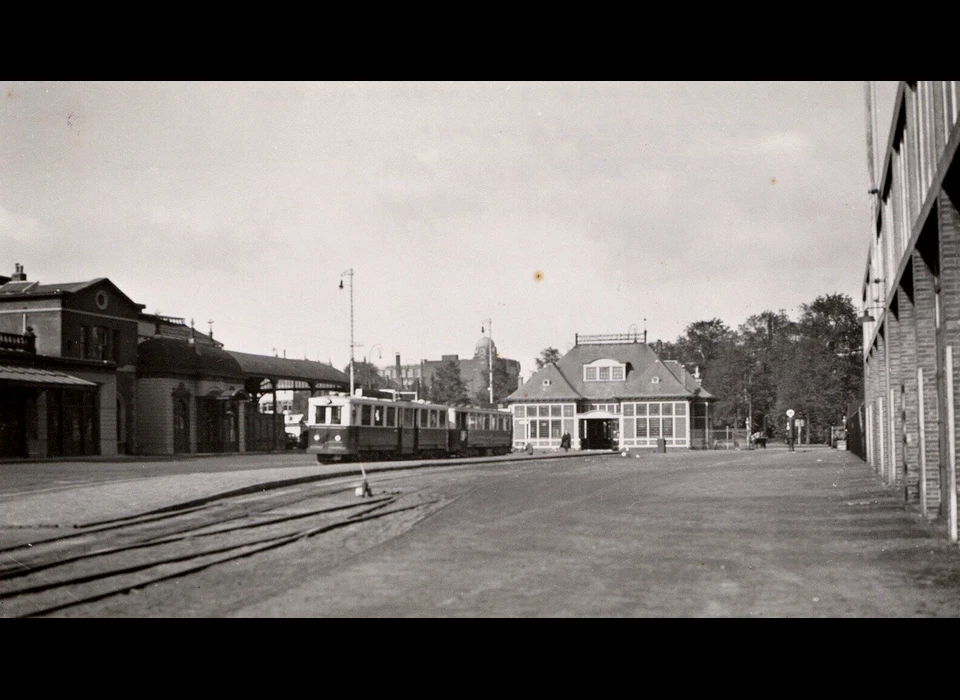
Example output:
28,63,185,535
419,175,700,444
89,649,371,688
228,351,349,393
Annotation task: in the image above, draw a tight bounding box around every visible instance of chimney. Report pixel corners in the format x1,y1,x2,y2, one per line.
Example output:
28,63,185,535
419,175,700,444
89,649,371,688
656,339,663,356
679,363,687,386
395,352,402,388
11,263,26,281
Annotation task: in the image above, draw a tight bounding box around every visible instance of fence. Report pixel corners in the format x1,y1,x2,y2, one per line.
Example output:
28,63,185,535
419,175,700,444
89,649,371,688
244,410,285,451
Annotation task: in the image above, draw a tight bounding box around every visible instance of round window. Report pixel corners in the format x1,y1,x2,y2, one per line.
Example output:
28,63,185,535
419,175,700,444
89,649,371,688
95,290,109,310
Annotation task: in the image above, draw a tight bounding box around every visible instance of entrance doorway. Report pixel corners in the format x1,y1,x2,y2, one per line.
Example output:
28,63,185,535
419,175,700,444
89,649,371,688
580,418,618,450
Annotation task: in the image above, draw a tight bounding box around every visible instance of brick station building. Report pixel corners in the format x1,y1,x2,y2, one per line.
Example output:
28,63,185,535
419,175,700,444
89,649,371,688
860,81,960,542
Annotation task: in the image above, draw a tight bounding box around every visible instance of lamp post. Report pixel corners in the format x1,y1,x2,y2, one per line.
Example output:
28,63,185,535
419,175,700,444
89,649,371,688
339,268,357,396
481,318,493,405
339,268,371,497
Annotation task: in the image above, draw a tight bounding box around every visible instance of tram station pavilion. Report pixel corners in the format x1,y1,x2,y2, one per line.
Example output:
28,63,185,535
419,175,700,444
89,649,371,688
503,333,715,451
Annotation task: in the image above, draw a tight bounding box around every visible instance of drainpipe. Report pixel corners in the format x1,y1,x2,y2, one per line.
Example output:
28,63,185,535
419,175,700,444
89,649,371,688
946,346,957,544
918,367,927,518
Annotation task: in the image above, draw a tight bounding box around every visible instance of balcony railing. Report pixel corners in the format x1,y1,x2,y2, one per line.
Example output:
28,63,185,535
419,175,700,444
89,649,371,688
0,331,36,354
575,333,646,345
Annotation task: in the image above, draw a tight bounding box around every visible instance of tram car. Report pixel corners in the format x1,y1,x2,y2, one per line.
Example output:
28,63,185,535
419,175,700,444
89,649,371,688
305,393,513,463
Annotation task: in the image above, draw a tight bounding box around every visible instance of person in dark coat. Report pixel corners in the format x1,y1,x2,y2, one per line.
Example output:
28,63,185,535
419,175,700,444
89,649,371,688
560,431,572,452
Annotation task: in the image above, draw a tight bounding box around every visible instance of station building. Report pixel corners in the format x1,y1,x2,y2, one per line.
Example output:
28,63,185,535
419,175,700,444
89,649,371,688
0,265,143,457
0,263,350,459
860,81,960,542
503,334,715,451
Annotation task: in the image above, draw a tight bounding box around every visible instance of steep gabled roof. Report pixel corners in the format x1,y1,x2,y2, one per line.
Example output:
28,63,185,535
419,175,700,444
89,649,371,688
504,341,715,403
504,361,578,402
662,360,715,399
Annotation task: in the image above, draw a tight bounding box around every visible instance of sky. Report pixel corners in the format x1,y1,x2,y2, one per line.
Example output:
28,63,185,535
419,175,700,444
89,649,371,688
0,81,901,379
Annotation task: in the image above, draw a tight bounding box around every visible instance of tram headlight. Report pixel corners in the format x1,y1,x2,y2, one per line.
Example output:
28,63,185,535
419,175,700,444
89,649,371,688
314,434,320,441
334,435,341,442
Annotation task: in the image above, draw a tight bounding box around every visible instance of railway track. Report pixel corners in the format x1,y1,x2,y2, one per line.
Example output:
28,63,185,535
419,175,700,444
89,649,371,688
0,478,440,618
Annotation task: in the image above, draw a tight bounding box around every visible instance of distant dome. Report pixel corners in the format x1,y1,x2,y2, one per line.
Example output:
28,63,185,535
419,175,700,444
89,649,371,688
138,337,244,380
474,335,497,360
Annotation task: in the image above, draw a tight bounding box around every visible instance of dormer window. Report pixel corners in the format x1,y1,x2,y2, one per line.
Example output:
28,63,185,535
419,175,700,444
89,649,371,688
584,358,627,382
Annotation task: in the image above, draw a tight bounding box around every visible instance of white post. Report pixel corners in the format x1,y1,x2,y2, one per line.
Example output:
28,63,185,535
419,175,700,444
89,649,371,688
889,388,897,486
946,346,957,543
918,367,927,517
878,397,885,479
865,403,873,467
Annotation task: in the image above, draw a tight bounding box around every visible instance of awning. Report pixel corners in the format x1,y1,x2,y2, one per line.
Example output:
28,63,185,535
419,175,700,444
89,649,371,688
577,410,620,420
0,365,97,389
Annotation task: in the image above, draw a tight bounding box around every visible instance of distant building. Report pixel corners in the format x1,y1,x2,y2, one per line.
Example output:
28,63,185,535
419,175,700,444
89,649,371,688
417,334,522,403
503,333,715,451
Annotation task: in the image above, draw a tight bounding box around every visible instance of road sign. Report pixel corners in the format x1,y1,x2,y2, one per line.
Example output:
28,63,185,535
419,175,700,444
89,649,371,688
786,409,795,418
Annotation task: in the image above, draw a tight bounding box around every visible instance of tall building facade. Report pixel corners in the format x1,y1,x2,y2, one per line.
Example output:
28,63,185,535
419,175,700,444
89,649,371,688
860,81,960,543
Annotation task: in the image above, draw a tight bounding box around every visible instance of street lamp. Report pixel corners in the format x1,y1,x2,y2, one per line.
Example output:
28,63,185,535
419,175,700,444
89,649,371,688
339,268,371,498
481,318,493,404
858,306,885,324
339,269,356,396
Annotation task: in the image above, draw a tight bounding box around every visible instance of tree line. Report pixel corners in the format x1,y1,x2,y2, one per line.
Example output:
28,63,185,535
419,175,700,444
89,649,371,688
658,292,863,443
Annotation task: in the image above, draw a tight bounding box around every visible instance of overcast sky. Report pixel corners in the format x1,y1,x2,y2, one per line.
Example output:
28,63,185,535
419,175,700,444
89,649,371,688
0,81,900,377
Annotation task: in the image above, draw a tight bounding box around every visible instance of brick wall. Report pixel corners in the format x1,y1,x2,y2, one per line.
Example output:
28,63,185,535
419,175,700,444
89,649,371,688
912,247,941,513
937,189,960,533
887,309,904,485
897,283,920,502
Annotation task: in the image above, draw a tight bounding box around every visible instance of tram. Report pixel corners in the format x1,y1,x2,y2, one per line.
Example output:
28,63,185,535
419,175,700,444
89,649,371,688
305,393,513,462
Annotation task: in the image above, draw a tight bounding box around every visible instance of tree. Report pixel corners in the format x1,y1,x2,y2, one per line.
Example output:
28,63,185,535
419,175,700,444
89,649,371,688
738,310,796,434
342,360,383,392
672,319,732,376
430,359,468,405
535,347,561,369
777,294,862,442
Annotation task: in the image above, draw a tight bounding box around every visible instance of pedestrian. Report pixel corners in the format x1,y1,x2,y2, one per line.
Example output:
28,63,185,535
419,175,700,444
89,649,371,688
560,431,571,452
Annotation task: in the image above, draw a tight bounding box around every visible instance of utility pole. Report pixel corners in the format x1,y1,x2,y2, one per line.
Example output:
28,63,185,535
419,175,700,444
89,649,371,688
339,269,356,396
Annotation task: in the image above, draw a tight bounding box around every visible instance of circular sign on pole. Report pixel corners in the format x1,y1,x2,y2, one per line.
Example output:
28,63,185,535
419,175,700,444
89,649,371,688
786,409,795,418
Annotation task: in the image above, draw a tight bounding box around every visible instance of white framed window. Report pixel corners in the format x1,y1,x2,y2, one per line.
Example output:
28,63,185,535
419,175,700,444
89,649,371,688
583,358,626,382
